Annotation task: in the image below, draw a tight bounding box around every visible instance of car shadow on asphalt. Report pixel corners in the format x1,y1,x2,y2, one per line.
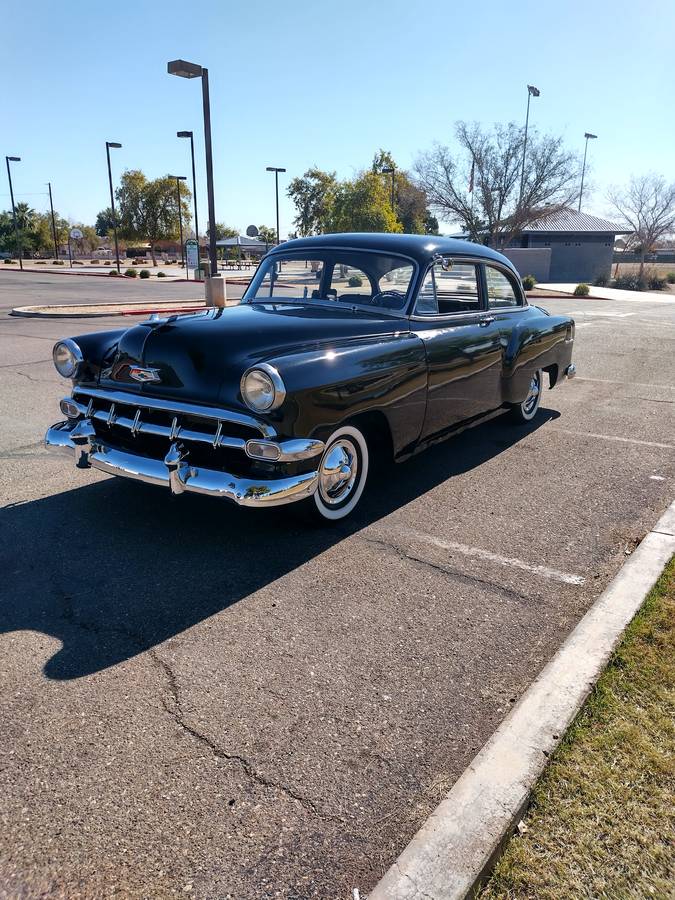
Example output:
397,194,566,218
0,409,559,680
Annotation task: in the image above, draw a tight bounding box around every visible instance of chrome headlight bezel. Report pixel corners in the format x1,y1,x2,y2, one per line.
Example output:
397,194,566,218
52,339,83,379
240,363,286,413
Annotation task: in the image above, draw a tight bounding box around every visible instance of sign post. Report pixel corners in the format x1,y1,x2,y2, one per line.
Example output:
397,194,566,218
186,239,199,280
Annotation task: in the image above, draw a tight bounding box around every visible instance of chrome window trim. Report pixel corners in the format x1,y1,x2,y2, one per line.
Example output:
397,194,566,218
411,256,484,320
482,261,528,308
71,386,276,438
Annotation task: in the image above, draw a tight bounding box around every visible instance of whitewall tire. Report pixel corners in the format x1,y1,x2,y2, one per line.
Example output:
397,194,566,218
308,424,370,523
510,368,543,423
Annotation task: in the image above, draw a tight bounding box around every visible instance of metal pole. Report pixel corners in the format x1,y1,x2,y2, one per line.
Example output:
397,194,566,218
578,137,589,212
47,182,59,260
201,68,218,276
275,169,280,246
519,90,531,204
106,142,121,274
390,167,395,214
6,157,22,271
175,177,185,268
189,133,199,249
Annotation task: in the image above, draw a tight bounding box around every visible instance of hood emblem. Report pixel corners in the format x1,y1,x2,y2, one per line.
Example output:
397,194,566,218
129,366,162,383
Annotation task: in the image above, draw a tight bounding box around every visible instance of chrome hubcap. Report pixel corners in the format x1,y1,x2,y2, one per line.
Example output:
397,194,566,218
523,371,541,414
319,438,358,505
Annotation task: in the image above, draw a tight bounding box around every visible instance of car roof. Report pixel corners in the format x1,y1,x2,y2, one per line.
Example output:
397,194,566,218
270,232,516,270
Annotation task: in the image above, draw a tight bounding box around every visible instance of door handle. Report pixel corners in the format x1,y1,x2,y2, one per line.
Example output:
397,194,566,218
479,315,496,326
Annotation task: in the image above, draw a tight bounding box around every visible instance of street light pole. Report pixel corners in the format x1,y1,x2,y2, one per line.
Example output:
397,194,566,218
266,166,286,246
5,156,22,270
47,182,59,260
105,141,122,274
578,132,598,212
168,60,219,276
519,84,540,204
177,131,199,251
169,175,187,267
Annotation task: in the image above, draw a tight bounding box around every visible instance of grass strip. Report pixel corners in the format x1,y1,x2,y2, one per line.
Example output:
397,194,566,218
481,556,675,899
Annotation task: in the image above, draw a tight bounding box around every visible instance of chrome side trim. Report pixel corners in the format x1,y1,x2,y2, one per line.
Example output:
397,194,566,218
45,422,318,508
71,387,276,438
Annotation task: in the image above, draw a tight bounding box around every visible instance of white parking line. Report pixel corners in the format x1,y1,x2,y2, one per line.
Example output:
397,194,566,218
558,429,675,450
374,526,585,586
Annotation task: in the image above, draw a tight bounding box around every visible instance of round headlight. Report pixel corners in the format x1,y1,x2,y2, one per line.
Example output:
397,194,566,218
240,364,286,413
52,339,83,378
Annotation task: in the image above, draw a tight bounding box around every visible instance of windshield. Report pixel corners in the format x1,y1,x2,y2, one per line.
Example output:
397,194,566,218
243,250,416,312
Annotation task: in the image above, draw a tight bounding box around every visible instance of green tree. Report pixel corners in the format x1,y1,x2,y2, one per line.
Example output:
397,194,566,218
287,167,337,236
95,207,118,238
116,170,192,265
372,148,437,234
328,171,402,234
257,225,276,246
207,222,238,241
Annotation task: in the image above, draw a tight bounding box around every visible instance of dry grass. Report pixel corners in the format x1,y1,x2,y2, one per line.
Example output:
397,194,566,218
613,262,675,279
480,557,675,900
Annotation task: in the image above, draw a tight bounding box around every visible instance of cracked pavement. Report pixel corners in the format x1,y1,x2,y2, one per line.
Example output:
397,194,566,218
1,272,674,897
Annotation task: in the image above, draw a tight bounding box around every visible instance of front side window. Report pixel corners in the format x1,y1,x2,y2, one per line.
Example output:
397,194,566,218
243,251,416,313
485,266,522,308
414,259,481,316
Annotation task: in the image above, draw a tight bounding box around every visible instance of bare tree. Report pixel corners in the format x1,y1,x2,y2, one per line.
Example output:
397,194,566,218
414,122,580,247
607,174,675,279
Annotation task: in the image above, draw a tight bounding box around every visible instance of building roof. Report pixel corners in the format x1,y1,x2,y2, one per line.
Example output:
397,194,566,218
215,235,268,248
273,232,516,270
521,209,631,235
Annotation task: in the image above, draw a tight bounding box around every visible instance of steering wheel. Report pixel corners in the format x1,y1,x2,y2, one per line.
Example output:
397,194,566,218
369,290,406,308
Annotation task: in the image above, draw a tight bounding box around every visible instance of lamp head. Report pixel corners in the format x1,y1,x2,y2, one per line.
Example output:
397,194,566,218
7,156,21,162
177,131,193,138
527,84,541,97
168,59,203,79
584,132,598,140
106,142,122,149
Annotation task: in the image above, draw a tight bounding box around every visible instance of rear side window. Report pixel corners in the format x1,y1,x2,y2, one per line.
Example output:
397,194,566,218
415,260,481,316
485,266,523,308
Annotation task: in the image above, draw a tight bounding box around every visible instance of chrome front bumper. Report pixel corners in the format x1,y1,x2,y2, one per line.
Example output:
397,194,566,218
45,420,319,507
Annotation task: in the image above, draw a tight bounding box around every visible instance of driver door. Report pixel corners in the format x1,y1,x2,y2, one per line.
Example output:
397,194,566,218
411,258,503,438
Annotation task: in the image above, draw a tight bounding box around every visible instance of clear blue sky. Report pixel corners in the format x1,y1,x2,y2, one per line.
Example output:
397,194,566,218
5,0,674,237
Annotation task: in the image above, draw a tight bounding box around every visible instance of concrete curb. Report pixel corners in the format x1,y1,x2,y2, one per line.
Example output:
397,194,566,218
10,301,206,319
369,500,675,900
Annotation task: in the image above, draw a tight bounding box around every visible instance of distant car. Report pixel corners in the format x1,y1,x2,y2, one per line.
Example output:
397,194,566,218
46,233,575,523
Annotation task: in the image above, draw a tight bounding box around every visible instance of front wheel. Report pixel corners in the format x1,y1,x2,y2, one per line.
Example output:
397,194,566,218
509,368,543,423
300,424,370,524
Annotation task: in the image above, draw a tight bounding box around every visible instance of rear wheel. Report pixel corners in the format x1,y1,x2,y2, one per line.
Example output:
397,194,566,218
509,368,543,423
299,424,370,524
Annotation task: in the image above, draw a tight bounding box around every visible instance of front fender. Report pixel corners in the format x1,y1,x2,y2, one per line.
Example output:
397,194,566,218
266,332,428,456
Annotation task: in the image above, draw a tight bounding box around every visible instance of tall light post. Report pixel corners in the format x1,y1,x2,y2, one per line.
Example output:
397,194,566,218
46,182,59,260
519,84,540,204
266,166,286,246
381,165,396,216
168,60,218,276
177,131,199,251
168,175,187,267
105,141,122,274
5,156,22,270
578,132,598,212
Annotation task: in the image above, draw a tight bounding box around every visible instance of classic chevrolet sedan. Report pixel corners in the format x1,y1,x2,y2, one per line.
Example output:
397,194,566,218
46,233,575,522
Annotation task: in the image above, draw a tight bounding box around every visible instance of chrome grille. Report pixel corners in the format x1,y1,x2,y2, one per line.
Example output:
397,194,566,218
70,387,274,454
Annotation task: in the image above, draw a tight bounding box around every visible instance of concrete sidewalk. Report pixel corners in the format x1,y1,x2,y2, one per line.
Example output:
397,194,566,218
541,283,675,303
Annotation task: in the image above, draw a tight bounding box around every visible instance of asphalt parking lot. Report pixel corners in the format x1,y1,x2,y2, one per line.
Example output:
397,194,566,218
1,272,674,898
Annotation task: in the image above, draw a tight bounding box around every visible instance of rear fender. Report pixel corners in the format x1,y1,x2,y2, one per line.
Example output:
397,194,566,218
502,312,574,404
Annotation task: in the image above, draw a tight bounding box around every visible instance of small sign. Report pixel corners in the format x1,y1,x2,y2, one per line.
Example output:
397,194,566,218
186,239,199,269
246,225,259,237
69,228,83,240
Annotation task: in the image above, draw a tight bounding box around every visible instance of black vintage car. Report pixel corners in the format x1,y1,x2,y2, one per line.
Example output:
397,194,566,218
46,233,575,522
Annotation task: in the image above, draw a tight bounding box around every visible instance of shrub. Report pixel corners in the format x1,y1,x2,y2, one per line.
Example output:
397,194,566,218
104,260,111,266
4,258,16,264
666,271,675,284
348,274,363,287
108,270,120,276
646,274,667,291
35,260,46,265
612,273,644,291
124,267,137,278
573,282,590,296
157,271,167,278
521,274,536,291
72,260,83,265
52,259,65,265
90,259,99,265
139,269,151,279
593,273,608,287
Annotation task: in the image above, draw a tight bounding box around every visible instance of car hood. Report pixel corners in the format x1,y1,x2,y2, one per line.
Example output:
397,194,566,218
100,301,405,408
